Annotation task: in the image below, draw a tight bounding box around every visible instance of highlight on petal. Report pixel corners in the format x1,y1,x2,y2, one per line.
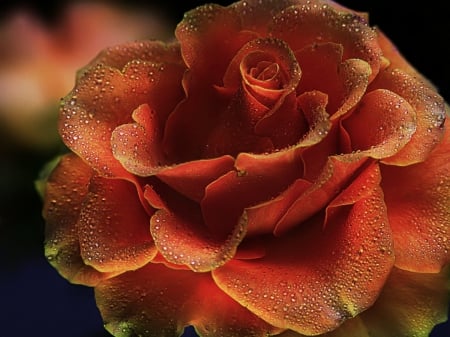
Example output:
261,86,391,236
341,89,417,159
95,263,280,337
369,68,446,165
59,41,184,177
270,1,382,82
213,163,394,335
78,176,157,273
43,153,113,286
381,121,450,272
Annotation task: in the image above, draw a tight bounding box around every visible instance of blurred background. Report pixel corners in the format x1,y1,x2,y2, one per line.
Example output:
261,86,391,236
0,1,448,336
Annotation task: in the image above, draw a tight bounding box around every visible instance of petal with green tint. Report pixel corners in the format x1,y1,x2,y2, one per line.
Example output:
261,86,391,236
77,176,157,273
95,263,280,337
368,67,446,165
43,153,114,286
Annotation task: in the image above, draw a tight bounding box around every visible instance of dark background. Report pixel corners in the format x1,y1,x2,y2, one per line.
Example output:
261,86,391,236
0,1,448,336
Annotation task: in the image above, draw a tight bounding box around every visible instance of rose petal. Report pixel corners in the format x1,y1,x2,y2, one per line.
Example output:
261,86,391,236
86,40,181,71
270,2,382,82
294,42,371,118
111,104,165,176
277,268,449,337
95,263,280,337
380,121,450,272
357,267,450,337
223,38,301,106
78,176,157,273
150,208,247,272
176,3,255,81
157,155,235,202
213,163,393,335
201,147,305,235
231,0,301,35
368,68,446,165
59,41,184,176
274,154,369,236
246,179,312,237
43,153,114,286
341,89,417,159
243,91,332,236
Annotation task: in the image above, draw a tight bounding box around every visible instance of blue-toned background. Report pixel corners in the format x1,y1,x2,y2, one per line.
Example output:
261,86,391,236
1,1,449,336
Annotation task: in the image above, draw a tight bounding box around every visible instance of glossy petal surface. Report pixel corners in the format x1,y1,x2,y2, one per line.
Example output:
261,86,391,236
59,41,184,176
381,120,450,272
95,263,280,337
369,68,446,165
43,154,113,285
78,176,157,273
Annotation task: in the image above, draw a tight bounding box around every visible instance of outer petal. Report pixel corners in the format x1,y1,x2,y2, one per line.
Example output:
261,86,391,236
380,120,450,272
95,263,280,337
355,267,450,337
270,2,382,82
341,89,417,158
150,208,247,272
176,3,255,82
277,268,449,337
213,163,394,335
59,41,184,177
43,153,113,286
368,68,446,165
78,176,157,273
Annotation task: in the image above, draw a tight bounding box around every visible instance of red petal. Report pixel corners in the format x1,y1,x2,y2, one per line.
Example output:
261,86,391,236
111,104,165,176
369,68,446,165
341,89,417,159
175,4,255,82
201,148,305,239
157,155,235,202
150,208,247,272
270,3,381,82
294,42,371,118
78,176,157,273
277,268,450,337
43,154,114,285
381,121,450,272
59,41,184,176
231,0,301,35
213,163,393,335
95,263,280,337
274,154,368,236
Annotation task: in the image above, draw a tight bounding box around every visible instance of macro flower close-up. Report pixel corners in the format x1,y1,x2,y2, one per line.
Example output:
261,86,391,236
38,0,449,336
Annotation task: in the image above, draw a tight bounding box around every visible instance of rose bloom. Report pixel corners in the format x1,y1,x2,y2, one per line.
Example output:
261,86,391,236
0,2,170,150
41,0,449,336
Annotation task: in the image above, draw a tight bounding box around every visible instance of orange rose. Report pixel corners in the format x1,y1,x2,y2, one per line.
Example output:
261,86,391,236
41,0,449,336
